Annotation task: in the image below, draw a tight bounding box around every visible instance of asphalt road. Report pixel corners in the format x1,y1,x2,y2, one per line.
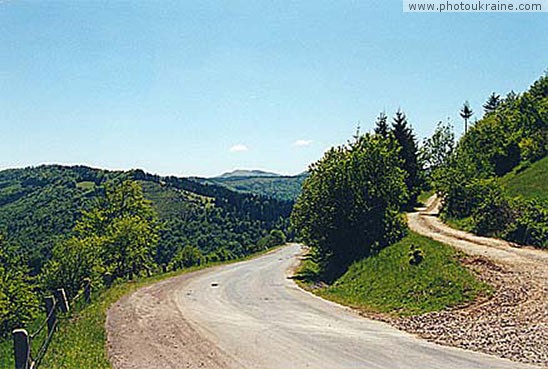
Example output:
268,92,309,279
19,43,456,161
164,244,526,369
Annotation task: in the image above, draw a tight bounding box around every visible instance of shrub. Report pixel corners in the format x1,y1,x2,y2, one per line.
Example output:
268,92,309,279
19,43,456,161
503,199,548,249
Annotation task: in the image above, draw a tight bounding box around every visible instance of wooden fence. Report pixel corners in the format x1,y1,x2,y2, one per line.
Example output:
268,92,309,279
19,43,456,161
11,279,91,369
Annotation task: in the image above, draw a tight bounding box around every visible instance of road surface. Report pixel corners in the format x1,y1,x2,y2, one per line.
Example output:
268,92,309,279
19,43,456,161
404,196,547,365
107,244,530,369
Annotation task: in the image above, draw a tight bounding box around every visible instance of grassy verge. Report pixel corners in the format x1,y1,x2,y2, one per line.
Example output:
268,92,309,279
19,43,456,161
0,245,285,369
417,189,435,206
294,232,490,316
443,215,475,233
500,156,548,204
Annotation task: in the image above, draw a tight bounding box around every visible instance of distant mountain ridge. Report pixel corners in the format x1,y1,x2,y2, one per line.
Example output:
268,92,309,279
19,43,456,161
216,169,281,178
0,164,293,273
197,170,309,201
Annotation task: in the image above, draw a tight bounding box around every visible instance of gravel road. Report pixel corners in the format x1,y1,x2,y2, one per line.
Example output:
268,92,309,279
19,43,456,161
107,243,530,369
403,196,547,366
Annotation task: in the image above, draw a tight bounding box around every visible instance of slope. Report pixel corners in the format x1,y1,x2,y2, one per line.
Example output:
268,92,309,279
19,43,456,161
500,155,548,204
197,173,308,201
0,165,292,273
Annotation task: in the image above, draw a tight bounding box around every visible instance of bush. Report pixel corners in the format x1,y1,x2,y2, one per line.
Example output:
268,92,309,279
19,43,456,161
256,229,287,251
470,182,512,236
291,133,408,280
503,199,548,248
168,245,204,270
0,236,39,337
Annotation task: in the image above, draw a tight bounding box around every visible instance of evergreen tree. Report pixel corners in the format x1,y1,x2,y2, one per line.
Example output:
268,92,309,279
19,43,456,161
392,110,422,207
483,93,501,114
374,112,389,137
460,101,474,133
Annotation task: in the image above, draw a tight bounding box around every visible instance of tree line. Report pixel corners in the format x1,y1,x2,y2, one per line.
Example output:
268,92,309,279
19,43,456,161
0,166,290,337
433,74,547,248
291,72,547,282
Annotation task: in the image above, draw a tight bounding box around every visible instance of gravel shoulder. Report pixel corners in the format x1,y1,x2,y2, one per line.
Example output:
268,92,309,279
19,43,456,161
106,268,240,369
404,196,548,366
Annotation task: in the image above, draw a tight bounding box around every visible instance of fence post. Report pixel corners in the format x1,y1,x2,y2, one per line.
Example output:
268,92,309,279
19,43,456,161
84,278,92,303
12,329,30,369
45,296,56,334
55,288,70,314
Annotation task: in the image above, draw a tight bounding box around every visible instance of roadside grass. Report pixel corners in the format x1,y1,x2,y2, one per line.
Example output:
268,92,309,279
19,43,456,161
443,216,475,233
295,232,490,316
0,245,285,369
500,156,548,204
417,189,435,206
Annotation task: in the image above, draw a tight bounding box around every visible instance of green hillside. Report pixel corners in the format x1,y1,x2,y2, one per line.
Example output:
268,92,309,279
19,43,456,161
500,156,548,204
197,173,307,201
296,232,489,316
436,74,547,248
0,165,292,274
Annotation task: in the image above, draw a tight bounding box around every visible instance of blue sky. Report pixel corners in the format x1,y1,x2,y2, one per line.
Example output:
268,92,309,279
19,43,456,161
1,1,546,177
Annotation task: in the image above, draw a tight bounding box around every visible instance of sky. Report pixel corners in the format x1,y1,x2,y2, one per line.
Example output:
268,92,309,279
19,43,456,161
1,1,547,177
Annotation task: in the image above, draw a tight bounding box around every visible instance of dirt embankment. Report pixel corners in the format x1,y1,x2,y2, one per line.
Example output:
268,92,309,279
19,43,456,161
401,196,548,366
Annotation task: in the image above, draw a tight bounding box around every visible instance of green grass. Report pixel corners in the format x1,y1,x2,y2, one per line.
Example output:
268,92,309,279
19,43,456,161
500,156,548,204
417,189,435,206
76,181,95,190
443,216,475,233
0,245,284,369
295,232,490,316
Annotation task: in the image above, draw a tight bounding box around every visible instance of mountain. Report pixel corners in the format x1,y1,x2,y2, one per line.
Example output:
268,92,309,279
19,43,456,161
196,172,308,202
0,165,293,273
216,169,281,178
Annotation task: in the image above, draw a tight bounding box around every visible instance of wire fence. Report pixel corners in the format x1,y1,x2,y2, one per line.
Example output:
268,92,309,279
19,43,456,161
11,279,93,369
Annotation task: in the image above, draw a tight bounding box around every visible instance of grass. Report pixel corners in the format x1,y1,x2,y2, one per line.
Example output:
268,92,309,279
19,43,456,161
76,181,95,190
443,216,475,233
500,156,548,204
0,245,284,369
295,232,490,316
417,189,435,206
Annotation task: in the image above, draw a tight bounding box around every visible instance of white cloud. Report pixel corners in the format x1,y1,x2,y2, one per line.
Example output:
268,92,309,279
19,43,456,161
229,144,249,153
293,139,313,147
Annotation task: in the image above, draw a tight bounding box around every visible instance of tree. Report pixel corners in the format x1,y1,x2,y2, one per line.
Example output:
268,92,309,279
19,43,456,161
42,180,160,294
0,235,38,337
483,92,501,114
374,112,389,138
420,121,455,181
291,133,407,280
392,110,422,207
168,245,204,270
460,101,474,133
41,236,103,297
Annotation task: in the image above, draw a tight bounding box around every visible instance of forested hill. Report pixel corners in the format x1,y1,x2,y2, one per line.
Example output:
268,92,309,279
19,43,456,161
435,73,547,248
195,173,308,201
0,165,292,273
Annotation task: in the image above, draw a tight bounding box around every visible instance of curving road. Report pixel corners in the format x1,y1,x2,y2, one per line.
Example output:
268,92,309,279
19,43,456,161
107,244,529,369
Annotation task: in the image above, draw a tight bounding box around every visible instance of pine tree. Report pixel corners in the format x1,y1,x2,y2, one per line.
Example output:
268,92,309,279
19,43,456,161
374,112,389,137
460,101,474,133
392,110,421,207
483,93,501,114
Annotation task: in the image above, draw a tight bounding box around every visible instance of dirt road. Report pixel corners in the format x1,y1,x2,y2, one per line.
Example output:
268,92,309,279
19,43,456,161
404,196,547,366
107,244,529,369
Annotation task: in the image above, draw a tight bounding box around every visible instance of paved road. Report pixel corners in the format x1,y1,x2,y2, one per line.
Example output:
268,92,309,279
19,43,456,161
108,243,529,369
